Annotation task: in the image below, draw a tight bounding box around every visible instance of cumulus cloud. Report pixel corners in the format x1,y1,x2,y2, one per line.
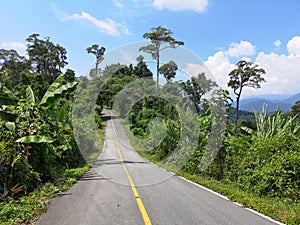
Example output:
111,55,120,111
59,11,130,36
255,52,300,95
287,36,300,56
227,41,255,57
204,51,235,89
1,42,27,55
274,40,281,47
153,0,208,13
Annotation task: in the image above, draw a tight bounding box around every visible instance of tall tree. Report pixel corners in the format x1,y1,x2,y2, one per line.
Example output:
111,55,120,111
228,60,266,127
86,44,105,77
26,34,68,83
181,73,217,113
139,26,184,87
159,60,178,82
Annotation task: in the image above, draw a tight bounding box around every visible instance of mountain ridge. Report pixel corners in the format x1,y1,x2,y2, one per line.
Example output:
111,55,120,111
235,93,300,113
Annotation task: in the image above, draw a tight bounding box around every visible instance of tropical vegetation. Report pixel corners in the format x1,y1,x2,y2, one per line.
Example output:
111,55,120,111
0,27,299,224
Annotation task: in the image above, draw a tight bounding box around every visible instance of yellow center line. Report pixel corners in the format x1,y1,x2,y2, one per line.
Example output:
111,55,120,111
110,115,152,225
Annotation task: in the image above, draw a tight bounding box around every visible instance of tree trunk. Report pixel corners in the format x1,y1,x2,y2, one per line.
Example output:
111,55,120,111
235,95,240,127
235,85,243,129
156,57,159,88
95,61,99,77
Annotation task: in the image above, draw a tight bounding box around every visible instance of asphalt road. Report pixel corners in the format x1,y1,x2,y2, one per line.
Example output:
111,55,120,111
37,111,283,225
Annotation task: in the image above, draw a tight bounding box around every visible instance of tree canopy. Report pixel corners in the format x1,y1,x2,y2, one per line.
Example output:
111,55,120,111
139,26,184,87
26,33,68,83
159,60,178,82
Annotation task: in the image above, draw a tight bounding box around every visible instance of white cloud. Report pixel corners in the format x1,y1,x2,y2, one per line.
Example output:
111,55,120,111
287,36,300,56
1,42,27,55
204,51,235,90
255,52,300,95
274,40,281,47
227,41,255,57
61,11,130,36
153,0,208,13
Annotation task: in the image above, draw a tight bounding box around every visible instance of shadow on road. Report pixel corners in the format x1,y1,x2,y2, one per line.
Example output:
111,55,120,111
101,113,118,122
93,158,148,166
79,170,112,181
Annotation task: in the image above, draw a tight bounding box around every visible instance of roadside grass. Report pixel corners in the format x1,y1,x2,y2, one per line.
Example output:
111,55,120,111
177,171,300,225
87,124,105,163
119,117,300,225
0,164,90,225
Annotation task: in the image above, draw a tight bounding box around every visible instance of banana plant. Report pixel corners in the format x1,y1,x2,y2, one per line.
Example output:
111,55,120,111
0,74,78,196
1,74,77,140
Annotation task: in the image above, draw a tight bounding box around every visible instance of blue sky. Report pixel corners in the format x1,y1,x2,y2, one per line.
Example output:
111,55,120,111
1,0,300,97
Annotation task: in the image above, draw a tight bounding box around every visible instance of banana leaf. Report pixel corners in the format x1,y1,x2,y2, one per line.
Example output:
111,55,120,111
16,135,54,143
0,84,18,106
5,122,15,135
26,85,35,105
40,74,77,106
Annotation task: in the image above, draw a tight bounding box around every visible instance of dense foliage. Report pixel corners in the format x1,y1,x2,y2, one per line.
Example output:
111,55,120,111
0,74,85,197
182,108,300,201
0,35,86,200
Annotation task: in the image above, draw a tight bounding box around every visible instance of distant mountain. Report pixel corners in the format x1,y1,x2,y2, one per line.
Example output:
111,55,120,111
284,93,300,105
244,94,291,101
236,93,300,113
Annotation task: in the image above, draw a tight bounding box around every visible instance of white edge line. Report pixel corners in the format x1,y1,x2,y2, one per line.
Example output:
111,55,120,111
173,173,286,225
233,202,243,207
244,208,286,225
172,173,229,200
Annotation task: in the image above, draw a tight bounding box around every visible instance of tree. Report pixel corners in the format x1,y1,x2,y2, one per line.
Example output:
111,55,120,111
290,101,300,119
64,69,76,83
17,72,50,100
159,60,178,82
139,26,184,87
86,44,105,77
133,55,153,78
181,73,217,113
228,60,266,127
26,34,68,83
0,49,29,85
